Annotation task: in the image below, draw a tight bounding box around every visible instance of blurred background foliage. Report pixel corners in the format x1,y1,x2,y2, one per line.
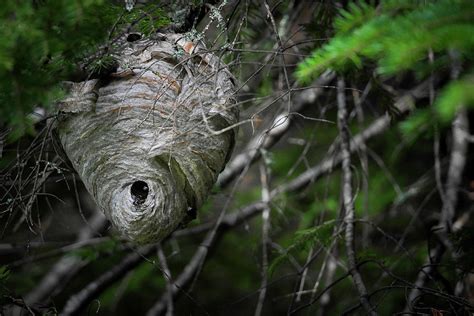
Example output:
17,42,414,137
0,0,170,141
297,0,474,134
1,0,473,315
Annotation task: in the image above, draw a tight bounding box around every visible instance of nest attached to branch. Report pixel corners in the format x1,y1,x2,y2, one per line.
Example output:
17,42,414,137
57,33,238,243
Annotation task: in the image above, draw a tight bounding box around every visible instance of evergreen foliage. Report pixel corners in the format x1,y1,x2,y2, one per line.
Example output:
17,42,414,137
297,0,474,132
0,0,170,141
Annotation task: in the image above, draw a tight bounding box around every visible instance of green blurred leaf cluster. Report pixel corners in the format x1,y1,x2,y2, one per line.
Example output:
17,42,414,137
297,0,474,79
0,0,106,139
297,0,474,133
122,4,171,36
0,0,170,141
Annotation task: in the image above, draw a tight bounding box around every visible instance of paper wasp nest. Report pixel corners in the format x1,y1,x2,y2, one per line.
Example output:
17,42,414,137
57,33,238,243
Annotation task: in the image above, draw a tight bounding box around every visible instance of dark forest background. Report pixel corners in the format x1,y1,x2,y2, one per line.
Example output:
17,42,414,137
0,0,473,315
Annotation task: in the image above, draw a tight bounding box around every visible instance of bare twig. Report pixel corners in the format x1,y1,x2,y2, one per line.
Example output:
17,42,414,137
295,247,313,303
441,109,468,229
275,80,428,195
0,129,5,159
254,161,271,316
316,250,338,316
24,211,108,306
352,82,371,248
157,245,174,316
62,245,155,316
404,52,469,312
217,71,335,188
337,77,377,315
9,237,109,267
404,109,469,312
146,230,217,316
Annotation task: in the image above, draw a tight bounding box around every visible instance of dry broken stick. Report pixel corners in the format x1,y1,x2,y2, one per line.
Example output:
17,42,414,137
57,33,238,244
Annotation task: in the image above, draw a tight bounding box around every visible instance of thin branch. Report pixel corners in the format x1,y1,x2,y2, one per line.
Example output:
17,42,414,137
289,261,372,315
9,237,109,267
0,128,6,159
24,211,108,306
157,245,174,316
254,161,271,316
275,80,429,195
352,82,371,248
316,249,338,315
295,247,313,303
217,71,335,188
404,52,469,312
263,0,292,115
61,245,155,316
145,229,218,316
404,108,469,312
337,77,377,315
441,109,468,229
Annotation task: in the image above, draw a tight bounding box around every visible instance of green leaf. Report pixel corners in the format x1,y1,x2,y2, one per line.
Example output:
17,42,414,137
0,266,10,283
435,76,474,122
399,108,431,137
334,1,376,35
296,0,474,82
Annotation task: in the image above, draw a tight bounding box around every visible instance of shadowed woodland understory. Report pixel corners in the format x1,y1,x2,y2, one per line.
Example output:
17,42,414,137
1,0,474,315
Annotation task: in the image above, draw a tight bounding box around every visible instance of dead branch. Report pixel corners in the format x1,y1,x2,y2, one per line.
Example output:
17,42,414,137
24,211,108,306
404,108,469,312
61,245,155,316
217,71,335,188
275,80,429,195
337,77,377,315
157,245,174,316
254,161,271,316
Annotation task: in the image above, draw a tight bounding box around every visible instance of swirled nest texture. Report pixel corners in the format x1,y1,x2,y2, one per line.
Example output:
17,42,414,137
57,33,238,244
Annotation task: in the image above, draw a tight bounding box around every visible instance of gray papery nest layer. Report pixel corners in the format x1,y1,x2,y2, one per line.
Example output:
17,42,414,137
57,33,238,244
